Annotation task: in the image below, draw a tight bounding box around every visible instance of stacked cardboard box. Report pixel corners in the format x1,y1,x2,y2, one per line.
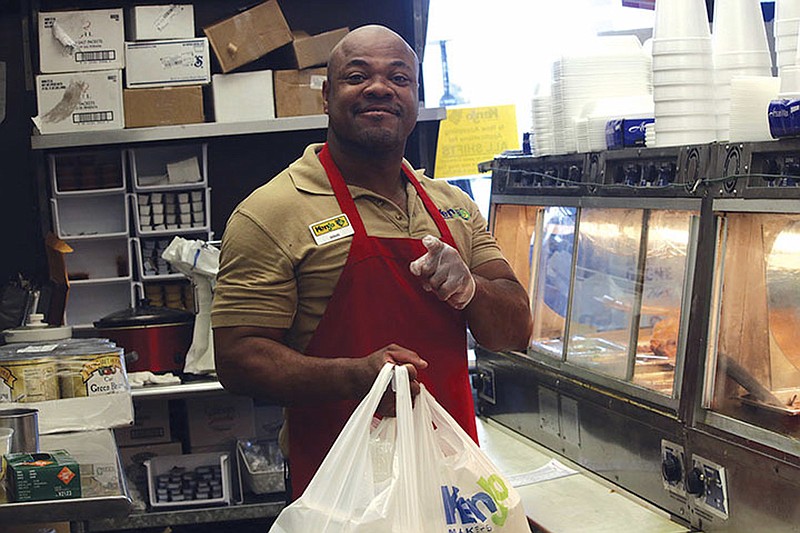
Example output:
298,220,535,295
123,4,206,128
203,0,347,120
34,9,126,134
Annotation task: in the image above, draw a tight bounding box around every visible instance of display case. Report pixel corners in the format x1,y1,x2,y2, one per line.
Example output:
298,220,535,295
477,142,800,532
491,195,699,408
703,202,800,429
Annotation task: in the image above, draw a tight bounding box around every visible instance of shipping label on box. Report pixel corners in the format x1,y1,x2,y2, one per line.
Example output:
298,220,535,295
124,85,204,128
114,398,171,446
34,69,124,134
203,0,292,73
39,9,125,73
274,68,326,118
128,5,195,41
186,395,255,451
125,38,210,88
7,450,81,502
212,70,274,123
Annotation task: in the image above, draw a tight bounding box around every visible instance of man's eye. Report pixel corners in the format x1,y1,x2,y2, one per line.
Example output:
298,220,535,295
345,73,366,83
392,74,411,85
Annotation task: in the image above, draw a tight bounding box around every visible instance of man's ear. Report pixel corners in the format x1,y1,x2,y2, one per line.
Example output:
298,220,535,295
322,80,330,113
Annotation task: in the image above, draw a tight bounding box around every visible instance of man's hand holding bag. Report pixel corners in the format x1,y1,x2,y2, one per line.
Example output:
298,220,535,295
269,363,529,532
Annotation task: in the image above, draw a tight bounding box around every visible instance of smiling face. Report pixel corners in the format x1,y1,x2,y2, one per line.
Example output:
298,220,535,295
323,26,420,155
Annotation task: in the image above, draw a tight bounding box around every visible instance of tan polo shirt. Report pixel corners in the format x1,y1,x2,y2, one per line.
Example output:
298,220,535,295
211,143,506,352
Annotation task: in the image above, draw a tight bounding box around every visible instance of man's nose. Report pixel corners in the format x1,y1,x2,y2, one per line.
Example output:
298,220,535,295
363,77,393,97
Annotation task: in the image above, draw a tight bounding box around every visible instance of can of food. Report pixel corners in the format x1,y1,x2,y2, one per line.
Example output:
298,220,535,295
58,346,126,399
0,356,59,403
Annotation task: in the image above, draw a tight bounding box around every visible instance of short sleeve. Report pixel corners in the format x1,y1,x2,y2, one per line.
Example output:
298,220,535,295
452,187,506,270
211,210,297,329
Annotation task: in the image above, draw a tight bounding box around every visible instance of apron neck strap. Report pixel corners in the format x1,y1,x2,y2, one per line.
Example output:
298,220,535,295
318,143,457,246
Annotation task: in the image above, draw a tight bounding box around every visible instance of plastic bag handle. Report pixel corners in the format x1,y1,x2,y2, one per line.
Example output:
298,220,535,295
302,363,406,496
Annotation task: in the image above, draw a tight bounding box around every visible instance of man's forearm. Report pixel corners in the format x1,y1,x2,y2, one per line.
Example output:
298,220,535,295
214,330,371,405
466,275,532,352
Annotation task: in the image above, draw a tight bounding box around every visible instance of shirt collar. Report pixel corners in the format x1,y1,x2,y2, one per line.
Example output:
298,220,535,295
288,143,428,197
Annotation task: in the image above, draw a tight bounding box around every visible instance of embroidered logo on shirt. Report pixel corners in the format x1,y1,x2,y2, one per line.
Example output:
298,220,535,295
309,214,355,245
439,207,471,221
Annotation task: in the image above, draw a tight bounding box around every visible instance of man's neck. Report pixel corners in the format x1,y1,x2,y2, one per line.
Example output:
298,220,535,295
327,139,407,202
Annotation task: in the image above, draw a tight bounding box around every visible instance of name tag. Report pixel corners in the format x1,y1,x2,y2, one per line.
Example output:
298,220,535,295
309,214,354,245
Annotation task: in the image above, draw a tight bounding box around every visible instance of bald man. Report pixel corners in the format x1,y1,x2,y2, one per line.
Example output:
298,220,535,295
212,25,532,498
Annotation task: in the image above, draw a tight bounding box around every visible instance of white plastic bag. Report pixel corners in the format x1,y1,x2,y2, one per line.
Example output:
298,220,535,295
269,363,529,533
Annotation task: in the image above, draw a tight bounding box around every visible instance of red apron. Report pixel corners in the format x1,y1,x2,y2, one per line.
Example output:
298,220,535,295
287,144,477,499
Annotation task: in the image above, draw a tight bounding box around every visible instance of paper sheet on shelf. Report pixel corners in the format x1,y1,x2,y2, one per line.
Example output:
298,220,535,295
506,458,578,487
167,157,201,184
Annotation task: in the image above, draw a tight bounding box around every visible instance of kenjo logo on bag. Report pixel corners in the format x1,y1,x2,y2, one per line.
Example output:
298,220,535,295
441,474,512,531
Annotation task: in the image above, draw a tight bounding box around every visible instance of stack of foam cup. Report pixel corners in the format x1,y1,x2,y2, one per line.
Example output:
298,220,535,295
775,0,800,76
712,0,773,141
652,0,716,146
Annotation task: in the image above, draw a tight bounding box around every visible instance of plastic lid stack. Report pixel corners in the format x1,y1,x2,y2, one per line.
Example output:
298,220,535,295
711,0,772,142
550,36,651,154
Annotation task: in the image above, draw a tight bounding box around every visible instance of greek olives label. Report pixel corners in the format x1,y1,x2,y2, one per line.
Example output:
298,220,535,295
82,355,126,396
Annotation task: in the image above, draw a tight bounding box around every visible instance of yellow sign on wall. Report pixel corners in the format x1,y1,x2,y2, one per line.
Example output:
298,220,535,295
434,105,519,179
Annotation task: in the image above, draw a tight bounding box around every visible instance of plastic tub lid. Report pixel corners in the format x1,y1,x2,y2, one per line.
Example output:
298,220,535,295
2,314,72,344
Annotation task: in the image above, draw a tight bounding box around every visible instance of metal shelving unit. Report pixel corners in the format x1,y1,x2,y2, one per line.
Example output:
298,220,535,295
30,108,447,150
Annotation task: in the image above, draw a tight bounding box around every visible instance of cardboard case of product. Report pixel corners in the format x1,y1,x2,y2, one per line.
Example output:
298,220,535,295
273,67,326,117
33,69,124,134
203,0,292,73
291,28,348,69
127,4,195,41
124,38,211,88
38,9,125,73
6,450,81,502
211,70,274,123
124,85,205,128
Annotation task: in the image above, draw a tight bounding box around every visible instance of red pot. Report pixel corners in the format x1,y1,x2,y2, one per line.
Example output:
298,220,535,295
94,304,194,374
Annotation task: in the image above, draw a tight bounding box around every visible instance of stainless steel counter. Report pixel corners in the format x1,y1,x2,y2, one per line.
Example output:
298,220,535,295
477,418,690,533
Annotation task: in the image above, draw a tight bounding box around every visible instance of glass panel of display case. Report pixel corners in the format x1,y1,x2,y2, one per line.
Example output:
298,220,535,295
706,212,800,436
529,206,575,359
632,210,695,396
491,204,540,294
566,208,643,378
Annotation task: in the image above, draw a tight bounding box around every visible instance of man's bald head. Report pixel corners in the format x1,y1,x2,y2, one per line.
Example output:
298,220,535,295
327,25,419,82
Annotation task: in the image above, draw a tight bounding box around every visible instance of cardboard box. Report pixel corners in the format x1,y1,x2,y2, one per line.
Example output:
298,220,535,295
118,441,183,495
114,398,171,446
7,450,81,502
203,0,292,73
212,70,274,123
185,395,256,452
127,5,195,41
291,28,348,69
38,9,125,73
124,38,210,88
124,85,204,128
273,68,326,117
34,70,124,134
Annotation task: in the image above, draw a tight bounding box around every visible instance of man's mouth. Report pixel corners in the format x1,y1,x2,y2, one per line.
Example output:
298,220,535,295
358,106,400,117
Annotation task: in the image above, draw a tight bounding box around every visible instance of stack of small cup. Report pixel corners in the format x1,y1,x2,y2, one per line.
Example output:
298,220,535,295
652,0,717,146
712,0,773,141
775,0,800,76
